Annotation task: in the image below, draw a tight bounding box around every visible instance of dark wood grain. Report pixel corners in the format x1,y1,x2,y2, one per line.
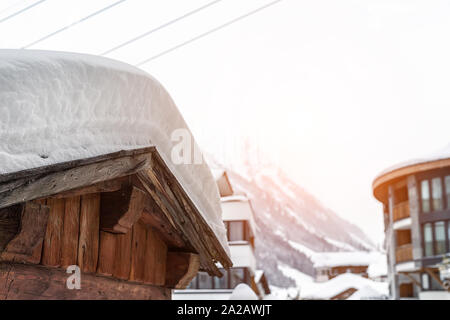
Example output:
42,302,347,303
60,196,81,268
78,194,100,273
165,252,200,289
1,203,49,264
100,185,146,233
42,198,65,267
0,262,170,300
0,151,152,210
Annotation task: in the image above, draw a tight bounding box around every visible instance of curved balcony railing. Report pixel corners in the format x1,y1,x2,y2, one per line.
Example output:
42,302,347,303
393,201,410,222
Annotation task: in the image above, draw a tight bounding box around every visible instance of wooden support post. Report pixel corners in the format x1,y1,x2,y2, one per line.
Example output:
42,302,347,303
1,203,49,264
165,252,200,289
100,185,146,234
129,221,147,282
97,231,117,276
424,268,446,290
78,194,100,273
113,231,132,280
403,272,422,290
60,196,80,268
144,228,167,286
42,198,65,267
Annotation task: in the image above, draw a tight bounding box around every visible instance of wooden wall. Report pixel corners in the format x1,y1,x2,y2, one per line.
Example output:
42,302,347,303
38,194,168,285
0,192,174,299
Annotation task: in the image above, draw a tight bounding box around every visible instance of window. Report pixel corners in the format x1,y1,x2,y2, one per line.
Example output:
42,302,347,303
228,221,244,241
214,269,228,289
424,223,433,256
448,221,450,250
431,178,443,211
197,272,213,289
421,180,430,213
435,221,446,255
421,274,429,290
445,176,450,209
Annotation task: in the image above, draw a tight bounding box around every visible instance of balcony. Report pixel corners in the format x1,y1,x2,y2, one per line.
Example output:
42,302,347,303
396,244,413,263
393,201,410,222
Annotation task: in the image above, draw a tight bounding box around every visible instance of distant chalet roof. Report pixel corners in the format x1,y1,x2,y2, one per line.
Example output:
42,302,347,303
312,251,376,268
0,49,231,274
373,144,450,202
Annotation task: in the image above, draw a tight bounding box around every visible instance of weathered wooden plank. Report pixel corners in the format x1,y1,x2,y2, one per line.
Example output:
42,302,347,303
1,203,49,264
140,208,186,249
143,227,167,286
165,252,200,289
0,151,152,210
100,185,146,233
60,196,80,268
46,179,124,200
97,231,116,276
0,205,21,252
129,221,147,282
136,151,232,276
113,232,132,280
78,194,100,273
42,198,65,267
0,147,155,184
0,262,171,300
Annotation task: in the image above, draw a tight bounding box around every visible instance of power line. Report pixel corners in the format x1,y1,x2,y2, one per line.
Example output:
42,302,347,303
0,0,29,17
22,0,127,49
101,0,224,56
135,0,283,67
0,0,46,25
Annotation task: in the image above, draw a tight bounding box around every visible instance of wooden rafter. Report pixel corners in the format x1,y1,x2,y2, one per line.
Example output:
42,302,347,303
0,147,231,276
0,148,154,210
136,151,232,276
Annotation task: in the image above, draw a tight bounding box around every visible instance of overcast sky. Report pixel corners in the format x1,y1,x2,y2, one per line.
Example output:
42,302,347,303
1,0,450,243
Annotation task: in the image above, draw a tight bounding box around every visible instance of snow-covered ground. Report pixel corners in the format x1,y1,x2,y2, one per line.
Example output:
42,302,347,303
0,49,229,253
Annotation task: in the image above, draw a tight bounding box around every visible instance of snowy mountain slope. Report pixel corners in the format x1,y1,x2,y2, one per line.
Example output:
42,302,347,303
221,163,376,287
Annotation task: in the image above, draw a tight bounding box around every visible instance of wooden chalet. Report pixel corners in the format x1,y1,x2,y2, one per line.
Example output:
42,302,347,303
0,147,232,299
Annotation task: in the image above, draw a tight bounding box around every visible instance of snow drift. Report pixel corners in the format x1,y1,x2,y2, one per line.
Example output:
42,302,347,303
0,49,228,252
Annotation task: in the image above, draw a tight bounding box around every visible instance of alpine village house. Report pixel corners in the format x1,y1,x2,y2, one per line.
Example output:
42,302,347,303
173,170,271,300
372,146,450,299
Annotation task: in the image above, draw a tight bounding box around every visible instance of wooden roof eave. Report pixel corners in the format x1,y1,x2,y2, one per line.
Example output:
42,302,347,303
0,147,232,276
373,157,450,204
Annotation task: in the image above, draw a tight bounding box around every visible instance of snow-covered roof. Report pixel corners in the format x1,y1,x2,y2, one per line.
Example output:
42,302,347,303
376,143,450,179
229,284,258,300
221,194,249,203
0,49,229,255
367,254,388,278
311,251,377,268
301,273,388,300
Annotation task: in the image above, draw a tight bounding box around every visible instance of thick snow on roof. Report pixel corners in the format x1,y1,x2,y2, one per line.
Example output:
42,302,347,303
301,273,388,300
276,264,388,300
367,253,388,278
377,143,450,178
229,284,258,300
0,49,229,254
312,251,378,268
221,194,249,202
347,285,387,300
